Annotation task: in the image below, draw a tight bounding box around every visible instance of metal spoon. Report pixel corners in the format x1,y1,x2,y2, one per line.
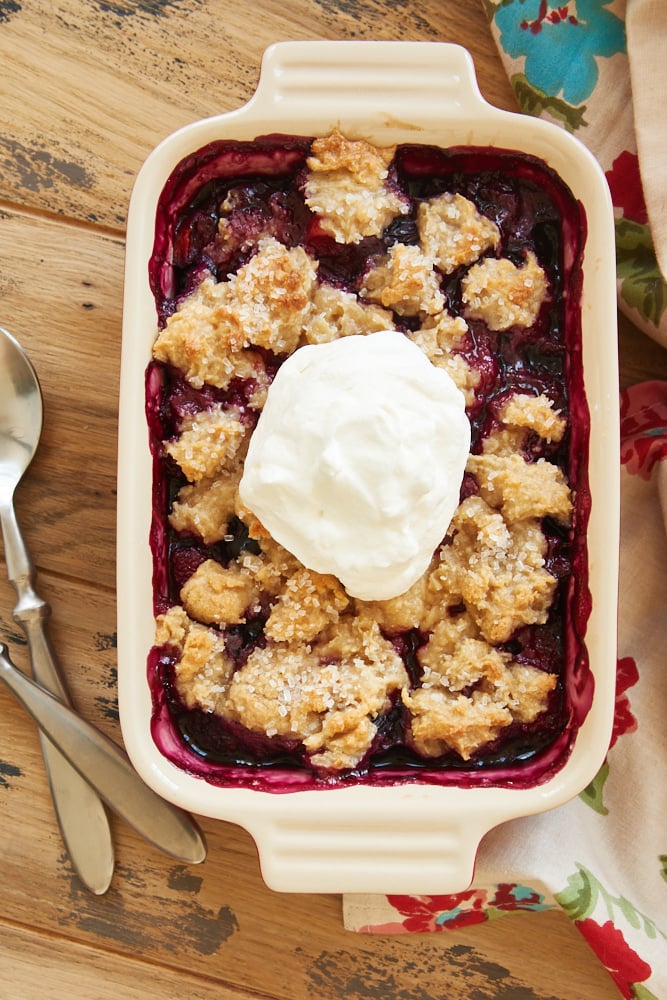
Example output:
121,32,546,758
0,326,115,892
0,327,205,874
0,641,206,864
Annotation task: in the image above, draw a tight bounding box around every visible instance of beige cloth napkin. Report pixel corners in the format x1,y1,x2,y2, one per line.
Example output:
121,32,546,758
626,0,667,282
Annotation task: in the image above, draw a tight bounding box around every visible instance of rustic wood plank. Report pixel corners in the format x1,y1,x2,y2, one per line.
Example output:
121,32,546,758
0,922,260,1000
0,0,518,230
0,207,122,589
0,750,620,1000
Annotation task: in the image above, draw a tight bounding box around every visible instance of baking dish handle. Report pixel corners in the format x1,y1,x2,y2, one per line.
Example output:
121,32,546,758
247,40,492,124
249,801,490,895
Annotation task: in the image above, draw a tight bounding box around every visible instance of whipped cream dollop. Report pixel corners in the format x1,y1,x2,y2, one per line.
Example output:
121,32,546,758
239,330,471,601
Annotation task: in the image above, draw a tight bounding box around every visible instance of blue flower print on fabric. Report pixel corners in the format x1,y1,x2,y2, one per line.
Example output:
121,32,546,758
508,883,551,908
494,0,626,105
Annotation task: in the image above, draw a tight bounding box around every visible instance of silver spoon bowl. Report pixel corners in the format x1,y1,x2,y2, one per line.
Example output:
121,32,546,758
0,331,42,491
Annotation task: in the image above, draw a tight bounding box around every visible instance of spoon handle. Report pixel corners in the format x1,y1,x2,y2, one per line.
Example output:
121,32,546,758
0,500,115,894
0,641,206,863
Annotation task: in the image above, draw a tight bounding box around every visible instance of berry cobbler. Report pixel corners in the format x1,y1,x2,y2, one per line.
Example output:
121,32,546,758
146,129,591,790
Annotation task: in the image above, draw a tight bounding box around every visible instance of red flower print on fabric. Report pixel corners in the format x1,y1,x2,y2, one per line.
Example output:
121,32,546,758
605,151,648,225
576,919,652,998
381,884,550,933
487,883,547,912
620,382,667,479
384,891,488,932
611,657,639,750
521,4,578,33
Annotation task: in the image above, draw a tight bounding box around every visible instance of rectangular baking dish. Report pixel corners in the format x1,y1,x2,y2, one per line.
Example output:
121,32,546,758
117,40,619,894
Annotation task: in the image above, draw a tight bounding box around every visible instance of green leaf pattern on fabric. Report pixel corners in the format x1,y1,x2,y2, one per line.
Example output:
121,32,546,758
659,855,667,884
579,760,610,814
555,864,666,943
616,219,667,326
510,73,589,131
631,985,660,1000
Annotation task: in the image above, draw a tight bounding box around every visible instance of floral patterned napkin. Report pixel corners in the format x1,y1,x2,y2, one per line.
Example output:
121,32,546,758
343,5,667,995
482,0,666,348
343,382,667,999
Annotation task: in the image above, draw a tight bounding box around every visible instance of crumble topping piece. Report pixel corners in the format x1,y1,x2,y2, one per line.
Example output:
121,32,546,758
169,472,241,546
164,406,247,483
152,277,264,390
500,664,559,723
431,495,558,643
361,243,445,317
403,636,557,759
303,283,395,344
251,536,302,585
483,392,567,455
156,605,234,713
467,452,573,524
237,543,298,601
417,607,481,652
408,313,480,406
220,237,317,353
500,394,566,443
403,686,512,760
223,618,409,770
410,310,468,354
417,192,500,274
180,558,261,627
461,250,548,330
153,238,318,386
264,567,350,644
304,129,409,243
356,573,429,633
432,352,481,408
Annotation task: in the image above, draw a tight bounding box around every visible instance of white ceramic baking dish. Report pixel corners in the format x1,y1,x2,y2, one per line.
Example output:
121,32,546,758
117,40,619,894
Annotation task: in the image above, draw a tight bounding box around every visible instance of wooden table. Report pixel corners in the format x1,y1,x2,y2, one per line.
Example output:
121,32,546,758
1,3,666,998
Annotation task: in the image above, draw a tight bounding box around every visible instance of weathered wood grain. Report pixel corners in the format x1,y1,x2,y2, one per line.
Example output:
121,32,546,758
0,207,121,588
0,922,257,1000
0,0,518,229
0,730,620,1000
